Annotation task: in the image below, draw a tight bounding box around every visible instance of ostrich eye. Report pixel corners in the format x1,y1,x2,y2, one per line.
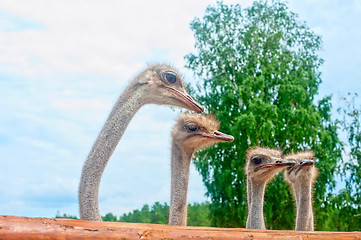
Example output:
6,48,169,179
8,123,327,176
164,73,177,84
252,157,262,165
185,123,199,132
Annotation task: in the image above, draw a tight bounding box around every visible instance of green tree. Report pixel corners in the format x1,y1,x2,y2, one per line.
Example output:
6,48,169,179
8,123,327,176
55,211,78,220
54,202,212,226
117,202,211,226
120,204,151,223
150,202,169,224
187,202,211,226
102,212,118,222
185,0,342,229
119,202,168,224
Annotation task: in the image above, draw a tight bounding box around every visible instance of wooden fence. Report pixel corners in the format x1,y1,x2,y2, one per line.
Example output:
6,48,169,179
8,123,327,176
0,215,360,239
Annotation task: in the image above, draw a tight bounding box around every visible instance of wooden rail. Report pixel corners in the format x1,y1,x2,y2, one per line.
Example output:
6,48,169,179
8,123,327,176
0,215,360,239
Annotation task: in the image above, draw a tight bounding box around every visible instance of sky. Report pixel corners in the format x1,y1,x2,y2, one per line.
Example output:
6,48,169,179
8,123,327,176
0,0,360,219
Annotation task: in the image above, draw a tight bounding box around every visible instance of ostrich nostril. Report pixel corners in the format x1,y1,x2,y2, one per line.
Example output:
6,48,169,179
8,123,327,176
275,160,283,164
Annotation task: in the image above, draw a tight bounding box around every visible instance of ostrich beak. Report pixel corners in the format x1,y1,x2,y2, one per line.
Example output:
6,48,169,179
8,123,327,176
294,159,315,173
278,159,297,167
258,159,296,170
299,159,315,167
205,131,234,142
213,131,234,142
166,87,204,113
200,131,234,142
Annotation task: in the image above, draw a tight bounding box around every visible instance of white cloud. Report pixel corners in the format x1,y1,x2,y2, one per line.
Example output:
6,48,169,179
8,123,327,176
0,1,208,78
0,0,250,78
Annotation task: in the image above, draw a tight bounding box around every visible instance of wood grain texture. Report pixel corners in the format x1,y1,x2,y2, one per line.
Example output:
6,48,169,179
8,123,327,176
0,215,360,240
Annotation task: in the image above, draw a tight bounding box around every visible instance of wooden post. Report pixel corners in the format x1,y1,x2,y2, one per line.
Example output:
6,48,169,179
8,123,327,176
0,215,360,239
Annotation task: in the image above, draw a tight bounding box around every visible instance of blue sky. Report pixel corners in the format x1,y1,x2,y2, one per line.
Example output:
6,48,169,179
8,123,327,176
0,0,360,219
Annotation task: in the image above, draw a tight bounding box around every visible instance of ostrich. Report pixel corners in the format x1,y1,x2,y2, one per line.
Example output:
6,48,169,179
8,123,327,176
283,151,318,231
169,113,234,226
245,147,295,229
79,64,204,221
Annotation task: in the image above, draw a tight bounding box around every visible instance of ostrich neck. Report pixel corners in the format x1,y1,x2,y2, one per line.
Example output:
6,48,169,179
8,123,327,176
79,82,146,221
169,143,194,226
293,180,314,231
246,178,266,229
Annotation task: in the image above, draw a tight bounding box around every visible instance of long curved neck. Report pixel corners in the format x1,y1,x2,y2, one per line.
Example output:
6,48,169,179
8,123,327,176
246,178,266,229
293,181,314,231
79,81,147,221
169,143,194,226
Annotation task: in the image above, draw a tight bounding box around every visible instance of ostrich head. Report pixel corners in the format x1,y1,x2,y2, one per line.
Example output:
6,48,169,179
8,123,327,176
171,113,234,152
246,147,295,183
284,151,318,184
138,64,204,113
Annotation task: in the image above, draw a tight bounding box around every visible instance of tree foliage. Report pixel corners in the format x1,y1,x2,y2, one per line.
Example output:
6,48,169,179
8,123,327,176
119,202,169,224
54,202,208,226
187,202,211,226
118,202,211,226
55,211,79,220
185,0,342,229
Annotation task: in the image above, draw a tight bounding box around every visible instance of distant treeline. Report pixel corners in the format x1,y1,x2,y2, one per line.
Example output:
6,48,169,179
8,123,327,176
56,202,211,226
